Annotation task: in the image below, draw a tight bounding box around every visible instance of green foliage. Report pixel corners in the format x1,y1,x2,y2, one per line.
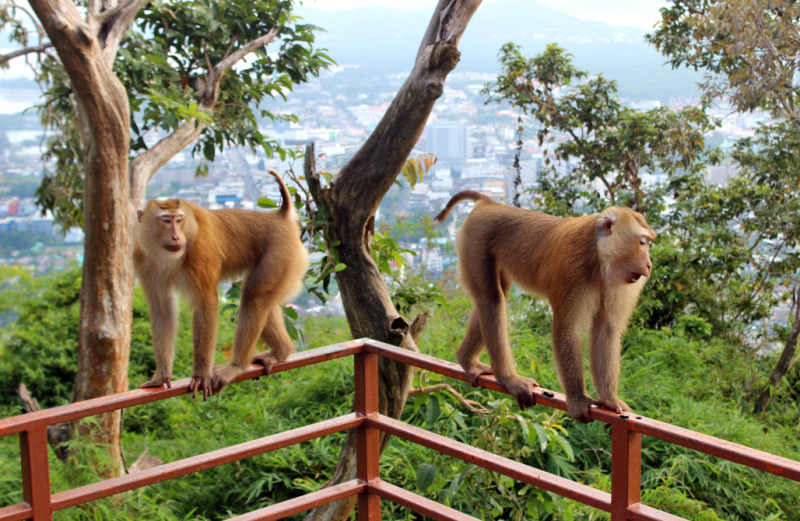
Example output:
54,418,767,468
1,273,799,519
0,267,81,408
647,0,800,126
33,0,333,231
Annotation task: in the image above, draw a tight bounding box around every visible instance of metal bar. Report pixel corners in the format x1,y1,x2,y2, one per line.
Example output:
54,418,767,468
611,423,643,521
50,414,362,511
354,352,380,520
366,414,612,512
367,480,480,521
627,503,692,521
20,428,52,521
363,340,606,418
0,503,32,521
364,340,800,483
225,480,365,521
0,341,364,438
628,416,800,483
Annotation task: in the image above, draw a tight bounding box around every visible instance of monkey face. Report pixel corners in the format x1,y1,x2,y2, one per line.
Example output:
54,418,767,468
137,201,188,256
598,208,655,285
157,212,187,253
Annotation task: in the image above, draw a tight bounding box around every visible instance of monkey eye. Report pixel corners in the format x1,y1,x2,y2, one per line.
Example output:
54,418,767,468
162,217,171,224
175,216,183,224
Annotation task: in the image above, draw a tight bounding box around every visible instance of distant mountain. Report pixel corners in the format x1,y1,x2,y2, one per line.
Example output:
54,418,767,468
295,0,702,101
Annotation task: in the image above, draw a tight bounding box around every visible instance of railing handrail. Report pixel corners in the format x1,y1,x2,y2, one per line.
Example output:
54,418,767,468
1,338,798,521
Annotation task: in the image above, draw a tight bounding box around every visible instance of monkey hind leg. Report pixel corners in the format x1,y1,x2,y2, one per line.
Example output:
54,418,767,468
456,309,493,386
211,275,277,393
252,305,296,376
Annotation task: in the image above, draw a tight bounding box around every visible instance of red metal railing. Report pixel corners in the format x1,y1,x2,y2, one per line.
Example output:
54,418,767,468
1,338,799,521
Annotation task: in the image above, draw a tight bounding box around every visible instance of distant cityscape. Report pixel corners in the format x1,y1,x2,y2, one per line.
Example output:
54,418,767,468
0,65,768,310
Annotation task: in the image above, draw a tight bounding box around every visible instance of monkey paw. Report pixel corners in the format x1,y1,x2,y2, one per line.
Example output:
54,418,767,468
210,364,247,394
189,376,213,401
139,375,171,390
463,362,494,387
503,376,540,410
251,353,279,377
566,395,604,424
597,397,632,415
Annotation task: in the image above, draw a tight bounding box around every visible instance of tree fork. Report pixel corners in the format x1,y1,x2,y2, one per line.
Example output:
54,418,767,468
303,2,482,519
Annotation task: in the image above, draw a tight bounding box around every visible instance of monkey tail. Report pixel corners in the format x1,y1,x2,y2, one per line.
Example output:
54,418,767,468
268,169,294,218
434,190,496,223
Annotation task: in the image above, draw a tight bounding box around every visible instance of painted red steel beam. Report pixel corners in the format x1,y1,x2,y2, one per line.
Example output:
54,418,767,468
0,341,365,437
0,503,32,521
225,480,365,521
43,414,362,512
627,503,690,521
367,480,481,521
366,414,613,512
364,340,800,483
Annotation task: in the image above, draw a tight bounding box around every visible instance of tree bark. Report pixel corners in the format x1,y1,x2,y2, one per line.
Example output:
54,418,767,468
26,0,279,477
303,2,481,519
27,0,145,475
754,284,800,413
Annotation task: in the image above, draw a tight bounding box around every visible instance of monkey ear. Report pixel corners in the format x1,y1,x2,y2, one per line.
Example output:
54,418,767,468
137,210,144,223
602,215,615,235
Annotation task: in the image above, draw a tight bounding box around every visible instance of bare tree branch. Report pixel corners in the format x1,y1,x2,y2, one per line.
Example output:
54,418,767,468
129,27,281,208
0,42,52,66
408,383,493,415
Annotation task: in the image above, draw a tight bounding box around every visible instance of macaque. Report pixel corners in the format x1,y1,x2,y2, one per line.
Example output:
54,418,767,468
133,169,309,400
435,192,655,423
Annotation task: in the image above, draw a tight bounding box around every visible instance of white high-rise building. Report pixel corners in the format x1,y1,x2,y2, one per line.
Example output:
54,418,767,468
425,122,467,167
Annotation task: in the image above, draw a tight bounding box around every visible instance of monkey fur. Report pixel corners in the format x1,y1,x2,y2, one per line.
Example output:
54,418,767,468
435,191,655,423
133,169,309,400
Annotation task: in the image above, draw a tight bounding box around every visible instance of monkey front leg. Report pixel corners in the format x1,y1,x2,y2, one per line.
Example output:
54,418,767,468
188,293,219,401
140,289,178,389
552,317,602,423
589,313,631,414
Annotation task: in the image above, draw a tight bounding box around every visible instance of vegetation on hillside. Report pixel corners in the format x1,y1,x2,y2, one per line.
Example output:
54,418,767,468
0,269,798,520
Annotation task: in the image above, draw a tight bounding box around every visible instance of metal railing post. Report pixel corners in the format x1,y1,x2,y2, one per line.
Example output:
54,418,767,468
611,421,641,521
21,427,52,521
354,351,380,520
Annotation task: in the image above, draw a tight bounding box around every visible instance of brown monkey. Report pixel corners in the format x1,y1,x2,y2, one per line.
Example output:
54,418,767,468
133,169,309,400
435,192,655,423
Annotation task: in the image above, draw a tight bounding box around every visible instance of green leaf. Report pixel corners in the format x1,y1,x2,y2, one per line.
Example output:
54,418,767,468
426,393,441,426
333,263,347,272
512,412,530,440
551,433,574,461
530,423,548,451
416,463,438,492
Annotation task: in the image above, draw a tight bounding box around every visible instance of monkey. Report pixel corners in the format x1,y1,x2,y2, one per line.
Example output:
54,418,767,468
435,192,655,423
133,169,309,400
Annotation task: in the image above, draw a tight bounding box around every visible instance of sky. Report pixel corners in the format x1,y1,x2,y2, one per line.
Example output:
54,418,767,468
303,0,666,30
0,0,666,113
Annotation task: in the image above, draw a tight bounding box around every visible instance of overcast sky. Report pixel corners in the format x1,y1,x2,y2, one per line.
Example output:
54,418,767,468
304,0,666,30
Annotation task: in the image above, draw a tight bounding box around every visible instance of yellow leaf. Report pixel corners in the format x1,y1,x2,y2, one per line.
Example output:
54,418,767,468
404,160,418,188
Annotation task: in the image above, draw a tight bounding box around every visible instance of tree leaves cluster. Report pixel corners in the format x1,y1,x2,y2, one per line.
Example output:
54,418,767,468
33,0,333,231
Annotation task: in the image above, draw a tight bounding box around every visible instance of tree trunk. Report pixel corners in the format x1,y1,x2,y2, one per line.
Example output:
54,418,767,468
303,2,482,519
28,0,147,476
754,284,800,413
